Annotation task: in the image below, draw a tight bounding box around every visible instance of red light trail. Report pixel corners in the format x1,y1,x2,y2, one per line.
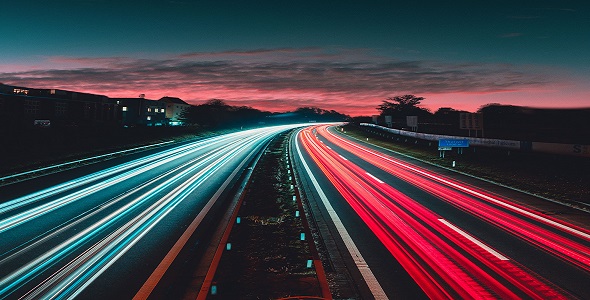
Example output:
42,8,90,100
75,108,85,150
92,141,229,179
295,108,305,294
320,126,590,273
298,125,584,299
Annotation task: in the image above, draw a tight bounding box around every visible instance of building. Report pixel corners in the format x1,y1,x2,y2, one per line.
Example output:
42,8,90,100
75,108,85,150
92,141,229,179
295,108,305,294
113,97,167,127
0,83,118,128
0,83,193,128
159,96,190,126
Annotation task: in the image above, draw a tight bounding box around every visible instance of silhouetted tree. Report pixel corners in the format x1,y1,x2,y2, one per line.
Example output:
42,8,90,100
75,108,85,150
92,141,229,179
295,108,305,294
476,103,502,113
293,107,349,122
182,99,232,127
377,95,424,114
377,95,432,129
377,95,429,117
182,101,348,128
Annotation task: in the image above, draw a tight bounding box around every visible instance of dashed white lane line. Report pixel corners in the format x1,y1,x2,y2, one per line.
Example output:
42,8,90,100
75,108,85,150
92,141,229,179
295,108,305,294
365,172,384,184
439,219,509,261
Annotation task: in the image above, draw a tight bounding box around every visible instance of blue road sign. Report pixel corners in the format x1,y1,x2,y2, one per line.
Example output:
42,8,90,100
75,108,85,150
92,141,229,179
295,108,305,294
438,139,469,148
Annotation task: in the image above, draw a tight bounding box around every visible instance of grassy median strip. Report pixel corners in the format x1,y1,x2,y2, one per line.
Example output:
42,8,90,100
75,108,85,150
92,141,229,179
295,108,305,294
209,131,326,299
342,124,590,211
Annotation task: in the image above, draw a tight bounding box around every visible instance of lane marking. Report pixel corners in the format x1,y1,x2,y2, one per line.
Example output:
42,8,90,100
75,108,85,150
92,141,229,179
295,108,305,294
329,129,590,241
438,219,509,261
338,155,348,161
134,139,263,300
365,172,384,184
295,133,388,300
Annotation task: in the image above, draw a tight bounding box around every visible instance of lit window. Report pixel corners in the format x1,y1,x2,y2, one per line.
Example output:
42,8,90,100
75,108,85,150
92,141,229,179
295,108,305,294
13,88,29,95
147,108,152,112
122,106,128,111
161,108,165,113
147,116,151,120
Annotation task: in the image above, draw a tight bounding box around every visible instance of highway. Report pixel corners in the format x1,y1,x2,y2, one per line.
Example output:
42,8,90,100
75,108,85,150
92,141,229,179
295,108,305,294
292,125,590,299
0,125,304,300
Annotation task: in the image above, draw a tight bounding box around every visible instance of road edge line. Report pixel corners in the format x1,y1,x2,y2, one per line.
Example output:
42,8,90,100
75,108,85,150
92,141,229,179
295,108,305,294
132,139,262,300
287,130,332,300
294,130,388,300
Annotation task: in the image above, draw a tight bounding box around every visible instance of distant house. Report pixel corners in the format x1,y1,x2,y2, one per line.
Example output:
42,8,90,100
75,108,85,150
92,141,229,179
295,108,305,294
159,96,190,126
113,97,166,127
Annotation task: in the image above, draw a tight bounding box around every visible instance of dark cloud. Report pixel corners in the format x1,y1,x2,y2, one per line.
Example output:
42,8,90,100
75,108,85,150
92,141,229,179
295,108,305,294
0,48,552,113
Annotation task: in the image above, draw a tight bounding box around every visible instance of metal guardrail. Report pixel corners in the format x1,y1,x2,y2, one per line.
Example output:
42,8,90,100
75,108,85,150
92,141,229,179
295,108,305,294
0,140,174,183
360,123,590,157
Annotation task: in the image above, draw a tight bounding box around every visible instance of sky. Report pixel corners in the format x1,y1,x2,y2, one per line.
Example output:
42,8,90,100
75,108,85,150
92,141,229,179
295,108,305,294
0,0,589,116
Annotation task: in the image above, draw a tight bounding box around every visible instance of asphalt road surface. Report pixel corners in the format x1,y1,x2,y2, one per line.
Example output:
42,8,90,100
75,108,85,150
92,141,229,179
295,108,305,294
0,125,304,300
292,125,590,299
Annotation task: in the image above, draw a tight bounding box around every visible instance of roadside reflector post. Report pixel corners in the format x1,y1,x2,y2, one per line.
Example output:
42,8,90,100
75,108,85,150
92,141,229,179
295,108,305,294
295,210,300,217
306,259,313,268
300,233,305,240
236,217,241,224
226,243,232,250
211,284,217,295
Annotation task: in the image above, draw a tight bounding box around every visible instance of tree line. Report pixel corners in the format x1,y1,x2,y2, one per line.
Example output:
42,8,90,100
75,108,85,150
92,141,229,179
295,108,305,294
356,94,590,144
181,99,350,129
178,96,589,143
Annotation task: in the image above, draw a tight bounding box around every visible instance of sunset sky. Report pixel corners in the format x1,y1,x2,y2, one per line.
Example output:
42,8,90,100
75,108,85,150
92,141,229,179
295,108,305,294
1,0,588,116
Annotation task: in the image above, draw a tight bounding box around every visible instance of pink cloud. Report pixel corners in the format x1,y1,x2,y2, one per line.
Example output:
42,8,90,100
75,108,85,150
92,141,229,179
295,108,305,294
1,48,587,116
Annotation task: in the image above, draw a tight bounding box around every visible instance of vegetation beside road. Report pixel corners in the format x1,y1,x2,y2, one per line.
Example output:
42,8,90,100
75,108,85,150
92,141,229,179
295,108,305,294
211,131,325,299
366,94,590,143
343,123,590,210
